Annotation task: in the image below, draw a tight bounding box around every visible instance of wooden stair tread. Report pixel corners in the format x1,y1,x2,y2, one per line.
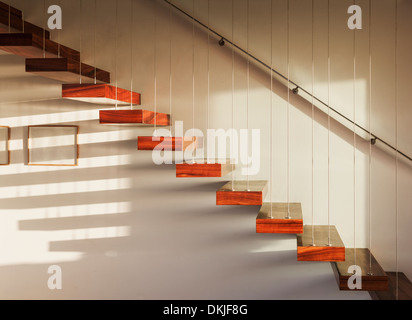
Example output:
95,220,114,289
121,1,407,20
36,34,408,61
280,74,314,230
25,58,110,84
256,203,303,234
0,33,79,60
297,225,345,262
49,236,132,253
0,7,22,33
100,110,169,125
138,136,197,151
0,5,50,38
176,161,234,178
0,1,22,18
63,84,141,105
331,248,388,291
369,272,412,300
216,180,268,206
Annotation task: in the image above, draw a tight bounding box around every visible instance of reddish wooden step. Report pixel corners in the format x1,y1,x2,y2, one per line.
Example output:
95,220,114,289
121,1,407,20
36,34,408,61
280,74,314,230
25,58,110,84
0,33,79,60
137,136,197,151
176,160,234,178
63,84,141,105
369,272,412,300
331,248,388,291
100,110,169,125
256,203,303,234
0,1,22,17
297,225,345,262
216,180,268,206
0,5,50,38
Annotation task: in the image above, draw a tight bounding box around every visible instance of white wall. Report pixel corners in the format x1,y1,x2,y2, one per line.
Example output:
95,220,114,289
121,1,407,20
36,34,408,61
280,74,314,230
0,0,410,300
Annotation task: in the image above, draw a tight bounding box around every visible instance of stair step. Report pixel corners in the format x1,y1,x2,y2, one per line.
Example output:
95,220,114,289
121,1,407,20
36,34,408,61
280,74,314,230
63,84,141,105
369,272,412,300
25,58,110,84
331,248,388,291
137,136,197,151
176,161,234,178
216,180,268,206
0,33,80,60
0,1,22,18
0,5,50,39
100,110,169,126
297,225,345,262
49,236,132,253
256,203,303,234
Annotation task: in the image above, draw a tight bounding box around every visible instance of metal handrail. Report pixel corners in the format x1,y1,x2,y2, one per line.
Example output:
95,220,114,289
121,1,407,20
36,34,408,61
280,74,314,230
162,0,411,163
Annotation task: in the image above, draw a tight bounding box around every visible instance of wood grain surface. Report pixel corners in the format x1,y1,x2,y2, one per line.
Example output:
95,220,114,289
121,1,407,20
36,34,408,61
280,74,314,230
0,1,22,17
256,203,303,234
297,225,345,261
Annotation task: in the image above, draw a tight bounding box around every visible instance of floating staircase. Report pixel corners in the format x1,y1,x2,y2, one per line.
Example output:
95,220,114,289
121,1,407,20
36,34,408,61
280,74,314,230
0,0,409,300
